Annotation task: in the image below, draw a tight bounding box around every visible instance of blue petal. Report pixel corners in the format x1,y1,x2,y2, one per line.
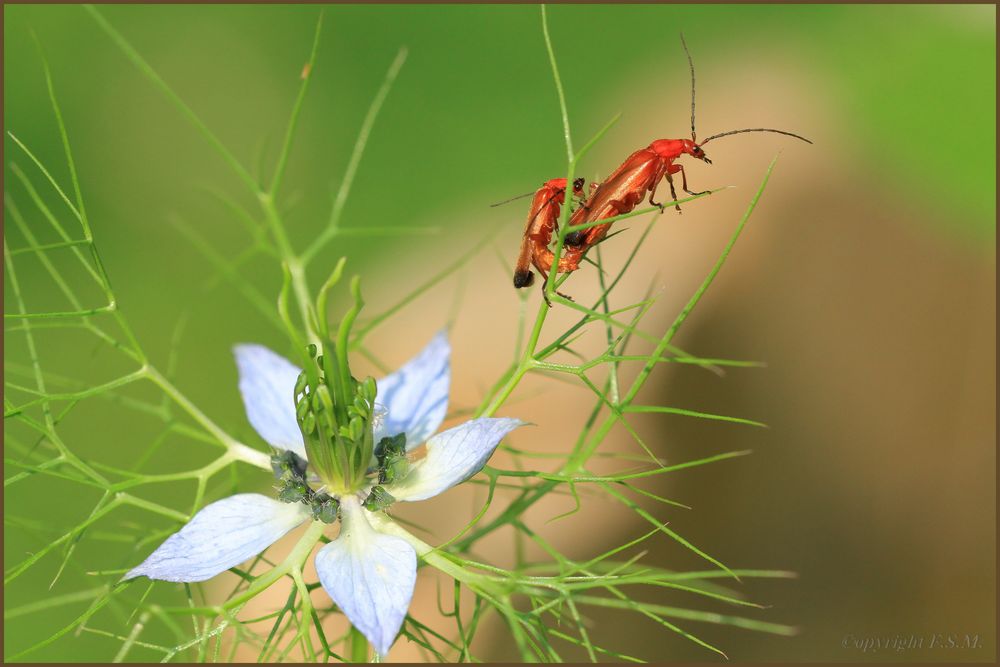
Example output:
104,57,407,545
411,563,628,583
234,344,306,457
124,494,310,582
390,418,525,502
375,330,450,451
315,498,416,657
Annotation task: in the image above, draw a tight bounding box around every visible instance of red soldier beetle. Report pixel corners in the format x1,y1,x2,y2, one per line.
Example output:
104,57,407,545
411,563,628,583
561,34,812,249
510,177,586,291
516,35,812,299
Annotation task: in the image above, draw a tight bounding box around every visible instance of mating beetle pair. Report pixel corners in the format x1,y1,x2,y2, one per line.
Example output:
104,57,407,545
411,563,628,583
509,35,812,299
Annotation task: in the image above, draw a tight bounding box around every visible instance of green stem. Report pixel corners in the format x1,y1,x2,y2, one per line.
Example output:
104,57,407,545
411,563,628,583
477,293,552,417
454,160,777,555
367,513,503,598
269,12,324,199
261,195,320,350
540,5,573,161
349,626,369,662
303,48,408,265
223,520,325,612
145,366,271,470
84,5,259,194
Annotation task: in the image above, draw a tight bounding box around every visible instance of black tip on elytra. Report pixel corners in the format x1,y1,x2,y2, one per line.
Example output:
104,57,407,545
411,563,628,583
513,270,535,288
564,231,586,247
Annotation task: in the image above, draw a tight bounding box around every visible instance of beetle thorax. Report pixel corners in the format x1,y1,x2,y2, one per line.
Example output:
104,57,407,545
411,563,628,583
648,139,687,161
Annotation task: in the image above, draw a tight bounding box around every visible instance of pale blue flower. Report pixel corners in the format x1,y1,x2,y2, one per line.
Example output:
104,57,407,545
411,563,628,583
125,331,523,657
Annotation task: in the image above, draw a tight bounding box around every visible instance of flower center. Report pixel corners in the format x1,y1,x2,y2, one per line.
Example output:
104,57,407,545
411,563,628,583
293,342,378,495
271,427,409,521
271,450,340,523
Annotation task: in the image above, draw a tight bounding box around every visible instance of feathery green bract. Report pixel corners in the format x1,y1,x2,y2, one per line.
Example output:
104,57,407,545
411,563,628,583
4,5,798,662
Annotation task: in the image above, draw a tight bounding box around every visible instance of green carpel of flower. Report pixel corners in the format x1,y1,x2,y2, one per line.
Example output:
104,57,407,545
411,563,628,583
288,272,381,497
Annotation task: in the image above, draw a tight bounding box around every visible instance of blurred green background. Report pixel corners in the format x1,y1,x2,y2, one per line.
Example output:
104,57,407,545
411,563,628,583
4,3,995,662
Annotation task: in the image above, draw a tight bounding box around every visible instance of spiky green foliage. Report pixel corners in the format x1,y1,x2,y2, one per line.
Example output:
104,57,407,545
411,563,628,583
4,5,798,662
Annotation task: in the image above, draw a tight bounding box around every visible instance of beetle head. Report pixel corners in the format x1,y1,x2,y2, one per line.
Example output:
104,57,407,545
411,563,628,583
682,139,712,165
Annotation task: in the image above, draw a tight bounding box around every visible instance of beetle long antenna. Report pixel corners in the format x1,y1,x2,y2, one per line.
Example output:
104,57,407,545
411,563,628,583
680,32,696,142
489,190,535,208
700,127,813,145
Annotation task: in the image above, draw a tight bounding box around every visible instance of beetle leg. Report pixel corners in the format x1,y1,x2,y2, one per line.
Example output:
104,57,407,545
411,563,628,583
578,183,598,212
679,164,711,197
535,267,572,306
666,173,682,213
539,284,574,306
646,162,670,213
535,267,554,307
648,184,667,213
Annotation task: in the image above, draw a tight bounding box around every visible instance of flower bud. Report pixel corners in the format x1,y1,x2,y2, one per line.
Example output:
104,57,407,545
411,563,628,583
362,485,396,512
310,493,340,524
278,480,309,503
376,433,409,484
